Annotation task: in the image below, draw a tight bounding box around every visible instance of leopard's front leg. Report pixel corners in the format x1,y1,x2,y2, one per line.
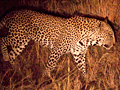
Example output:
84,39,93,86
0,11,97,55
71,42,87,76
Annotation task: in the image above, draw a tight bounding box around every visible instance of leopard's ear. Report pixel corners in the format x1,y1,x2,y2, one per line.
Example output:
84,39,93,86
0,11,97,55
99,21,105,27
104,17,108,23
99,17,108,28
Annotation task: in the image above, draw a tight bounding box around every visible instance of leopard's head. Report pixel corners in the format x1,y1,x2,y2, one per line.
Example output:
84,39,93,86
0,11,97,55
96,20,115,50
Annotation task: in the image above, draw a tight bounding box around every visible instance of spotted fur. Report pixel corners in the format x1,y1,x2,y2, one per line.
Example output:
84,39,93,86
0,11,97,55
0,10,115,76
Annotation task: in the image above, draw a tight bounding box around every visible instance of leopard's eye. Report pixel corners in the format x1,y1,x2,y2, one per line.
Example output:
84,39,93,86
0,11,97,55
104,44,109,48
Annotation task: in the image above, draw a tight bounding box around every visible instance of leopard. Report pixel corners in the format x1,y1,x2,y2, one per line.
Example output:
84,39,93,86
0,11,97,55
0,9,115,76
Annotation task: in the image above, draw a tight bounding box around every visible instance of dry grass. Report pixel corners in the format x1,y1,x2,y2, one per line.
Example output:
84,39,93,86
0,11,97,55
0,0,120,90
0,41,120,90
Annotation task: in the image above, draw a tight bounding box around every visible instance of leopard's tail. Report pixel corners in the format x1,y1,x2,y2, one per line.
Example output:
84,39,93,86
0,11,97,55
0,41,9,61
0,18,9,61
